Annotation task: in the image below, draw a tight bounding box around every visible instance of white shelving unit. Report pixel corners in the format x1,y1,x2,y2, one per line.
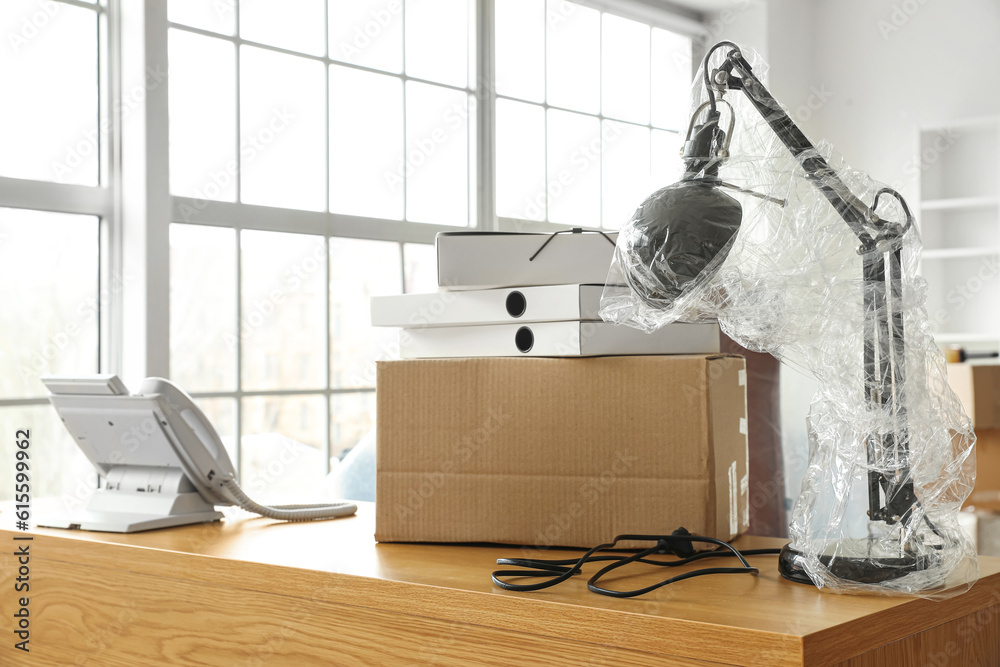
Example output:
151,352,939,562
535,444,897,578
917,116,1000,354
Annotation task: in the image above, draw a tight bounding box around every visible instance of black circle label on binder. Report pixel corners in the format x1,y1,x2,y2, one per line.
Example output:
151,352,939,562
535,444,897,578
506,291,527,318
514,326,534,353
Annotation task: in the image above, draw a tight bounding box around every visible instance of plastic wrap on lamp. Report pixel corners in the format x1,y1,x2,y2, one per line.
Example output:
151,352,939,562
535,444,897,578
600,43,977,598
616,180,741,315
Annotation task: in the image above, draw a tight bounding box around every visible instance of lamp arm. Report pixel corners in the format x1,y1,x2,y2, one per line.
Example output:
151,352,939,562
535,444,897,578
716,49,879,244
711,46,918,528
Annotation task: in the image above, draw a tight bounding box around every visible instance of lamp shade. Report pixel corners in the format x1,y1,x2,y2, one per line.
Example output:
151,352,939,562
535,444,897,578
620,179,743,309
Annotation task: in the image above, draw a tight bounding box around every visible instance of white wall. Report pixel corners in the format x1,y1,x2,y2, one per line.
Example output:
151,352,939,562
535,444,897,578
809,0,1000,195
703,0,1000,519
702,0,1000,196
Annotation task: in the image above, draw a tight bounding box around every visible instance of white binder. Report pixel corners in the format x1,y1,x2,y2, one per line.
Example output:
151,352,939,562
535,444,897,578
371,284,605,328
399,321,721,358
436,231,618,290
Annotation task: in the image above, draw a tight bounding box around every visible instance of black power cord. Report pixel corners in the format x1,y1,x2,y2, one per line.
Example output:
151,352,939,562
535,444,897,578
492,528,782,599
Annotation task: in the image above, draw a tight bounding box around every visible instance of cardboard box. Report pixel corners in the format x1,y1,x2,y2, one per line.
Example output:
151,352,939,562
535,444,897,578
947,362,1000,429
956,510,1000,557
964,428,1000,511
399,321,721,358
376,355,750,547
977,511,1000,557
436,231,618,290
371,284,605,328
947,363,1000,509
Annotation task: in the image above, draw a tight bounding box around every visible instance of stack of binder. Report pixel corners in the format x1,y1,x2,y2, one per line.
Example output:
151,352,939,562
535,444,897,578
370,231,721,358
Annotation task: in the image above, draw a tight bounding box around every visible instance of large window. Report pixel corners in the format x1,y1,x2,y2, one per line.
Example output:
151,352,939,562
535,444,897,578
0,0,696,502
494,0,691,229
167,0,475,225
166,0,479,494
168,224,437,493
0,0,112,503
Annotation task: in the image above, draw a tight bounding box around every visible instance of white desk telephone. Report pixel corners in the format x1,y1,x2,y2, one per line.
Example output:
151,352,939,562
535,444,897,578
40,374,357,532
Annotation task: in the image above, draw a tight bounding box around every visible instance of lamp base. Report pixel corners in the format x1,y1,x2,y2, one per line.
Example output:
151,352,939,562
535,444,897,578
778,541,930,586
777,544,814,585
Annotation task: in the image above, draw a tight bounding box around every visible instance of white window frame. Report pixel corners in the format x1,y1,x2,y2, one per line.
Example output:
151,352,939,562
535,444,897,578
0,0,705,480
490,0,704,231
0,0,119,412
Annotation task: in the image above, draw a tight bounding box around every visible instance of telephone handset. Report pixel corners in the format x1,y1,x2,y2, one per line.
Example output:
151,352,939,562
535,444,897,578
40,374,357,533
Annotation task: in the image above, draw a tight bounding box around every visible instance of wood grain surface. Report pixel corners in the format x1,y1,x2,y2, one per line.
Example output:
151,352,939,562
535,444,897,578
1,501,997,666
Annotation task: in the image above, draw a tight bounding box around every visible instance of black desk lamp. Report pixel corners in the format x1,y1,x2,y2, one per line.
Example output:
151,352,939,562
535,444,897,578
603,42,976,593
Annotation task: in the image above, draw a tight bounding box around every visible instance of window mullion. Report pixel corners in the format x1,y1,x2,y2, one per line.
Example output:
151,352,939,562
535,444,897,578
118,0,171,385
234,2,243,204
169,197,448,244
0,177,112,217
323,235,331,475
476,0,497,231
234,227,243,478
104,0,123,376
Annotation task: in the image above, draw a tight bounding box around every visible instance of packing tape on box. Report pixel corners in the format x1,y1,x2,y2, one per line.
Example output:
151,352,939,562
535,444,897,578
729,461,739,535
738,371,750,529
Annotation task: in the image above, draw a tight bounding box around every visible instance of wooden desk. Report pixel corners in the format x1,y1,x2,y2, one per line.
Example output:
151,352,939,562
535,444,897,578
1,503,998,666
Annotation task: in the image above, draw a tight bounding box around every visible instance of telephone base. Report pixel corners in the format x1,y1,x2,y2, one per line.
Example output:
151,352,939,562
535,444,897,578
38,483,225,533
38,508,225,533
